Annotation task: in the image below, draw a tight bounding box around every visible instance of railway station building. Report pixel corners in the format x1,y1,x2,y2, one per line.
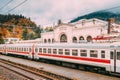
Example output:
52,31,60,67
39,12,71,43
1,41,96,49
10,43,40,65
41,18,120,43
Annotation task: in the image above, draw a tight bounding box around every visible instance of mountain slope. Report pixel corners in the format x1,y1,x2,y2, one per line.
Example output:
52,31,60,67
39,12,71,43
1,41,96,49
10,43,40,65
70,11,120,23
0,14,41,40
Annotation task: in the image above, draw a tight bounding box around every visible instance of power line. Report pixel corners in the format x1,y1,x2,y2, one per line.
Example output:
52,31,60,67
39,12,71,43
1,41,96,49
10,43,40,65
6,0,27,13
0,0,13,11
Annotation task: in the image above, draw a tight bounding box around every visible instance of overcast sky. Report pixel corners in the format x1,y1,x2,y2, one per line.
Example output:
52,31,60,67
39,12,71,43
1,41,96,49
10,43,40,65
0,0,120,27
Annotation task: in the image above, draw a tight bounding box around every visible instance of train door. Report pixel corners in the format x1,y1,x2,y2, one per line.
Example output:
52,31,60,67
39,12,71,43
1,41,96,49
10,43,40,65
31,44,35,59
110,50,120,73
116,50,120,73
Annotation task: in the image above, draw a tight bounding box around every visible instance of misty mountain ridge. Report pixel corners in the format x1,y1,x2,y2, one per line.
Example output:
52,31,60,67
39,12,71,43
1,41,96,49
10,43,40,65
70,11,120,23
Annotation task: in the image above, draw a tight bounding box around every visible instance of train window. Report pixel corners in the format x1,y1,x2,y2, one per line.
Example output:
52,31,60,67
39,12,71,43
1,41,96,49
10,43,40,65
43,48,46,53
117,52,120,60
53,49,57,54
19,48,21,51
29,48,32,52
72,49,78,56
48,48,51,53
35,48,38,52
17,47,18,51
39,48,42,53
21,48,22,51
24,48,26,51
101,50,105,58
26,48,28,52
59,49,63,55
80,50,87,57
25,48,27,51
90,50,98,58
110,51,114,59
21,48,23,51
15,47,17,51
65,49,70,55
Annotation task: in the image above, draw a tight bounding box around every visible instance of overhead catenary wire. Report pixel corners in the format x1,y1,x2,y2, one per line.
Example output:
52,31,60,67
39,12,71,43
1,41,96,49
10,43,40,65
6,0,27,13
0,0,13,11
1,1,120,27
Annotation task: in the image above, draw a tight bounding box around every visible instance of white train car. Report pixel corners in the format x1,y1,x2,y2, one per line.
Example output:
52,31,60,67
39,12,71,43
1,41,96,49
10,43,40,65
0,42,120,75
0,44,6,54
5,43,34,59
34,42,120,74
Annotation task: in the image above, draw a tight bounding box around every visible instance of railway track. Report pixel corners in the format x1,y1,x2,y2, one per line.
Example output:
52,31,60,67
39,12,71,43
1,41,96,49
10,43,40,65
0,58,73,80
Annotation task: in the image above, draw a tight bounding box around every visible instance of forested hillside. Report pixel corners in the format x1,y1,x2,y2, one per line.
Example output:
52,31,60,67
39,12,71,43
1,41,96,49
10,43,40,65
0,14,41,44
70,11,120,23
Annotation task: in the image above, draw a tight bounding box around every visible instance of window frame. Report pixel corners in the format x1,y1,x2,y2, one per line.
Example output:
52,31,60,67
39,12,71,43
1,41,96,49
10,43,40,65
53,49,57,54
72,49,78,56
101,50,105,58
59,49,63,55
65,49,70,55
80,49,87,57
90,50,98,58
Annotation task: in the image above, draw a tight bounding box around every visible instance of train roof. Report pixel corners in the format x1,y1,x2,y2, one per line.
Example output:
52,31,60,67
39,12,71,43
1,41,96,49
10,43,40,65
35,43,111,49
6,43,33,47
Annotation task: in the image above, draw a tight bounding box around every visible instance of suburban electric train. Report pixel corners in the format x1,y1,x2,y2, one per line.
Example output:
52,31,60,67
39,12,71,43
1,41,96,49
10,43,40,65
0,42,120,76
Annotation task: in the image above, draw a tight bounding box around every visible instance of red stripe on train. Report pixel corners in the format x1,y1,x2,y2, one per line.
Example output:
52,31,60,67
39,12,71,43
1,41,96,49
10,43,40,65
7,50,29,54
38,53,110,64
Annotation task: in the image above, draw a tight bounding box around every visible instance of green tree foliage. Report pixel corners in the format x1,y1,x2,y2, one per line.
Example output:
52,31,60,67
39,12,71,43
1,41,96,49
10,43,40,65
0,33,4,44
0,14,38,40
33,26,41,38
70,11,120,23
22,28,29,40
0,14,24,24
45,26,53,31
0,14,36,27
29,33,35,40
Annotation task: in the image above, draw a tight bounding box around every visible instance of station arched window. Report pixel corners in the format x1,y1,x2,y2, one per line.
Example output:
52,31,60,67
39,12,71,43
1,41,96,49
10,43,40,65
72,37,77,43
79,36,84,40
52,39,54,43
48,39,51,43
60,34,67,43
87,36,92,42
44,39,47,43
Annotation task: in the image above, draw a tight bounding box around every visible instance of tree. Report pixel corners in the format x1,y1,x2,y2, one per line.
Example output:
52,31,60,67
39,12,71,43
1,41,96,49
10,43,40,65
45,26,53,31
22,28,29,40
0,33,4,44
34,26,41,38
29,33,35,40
